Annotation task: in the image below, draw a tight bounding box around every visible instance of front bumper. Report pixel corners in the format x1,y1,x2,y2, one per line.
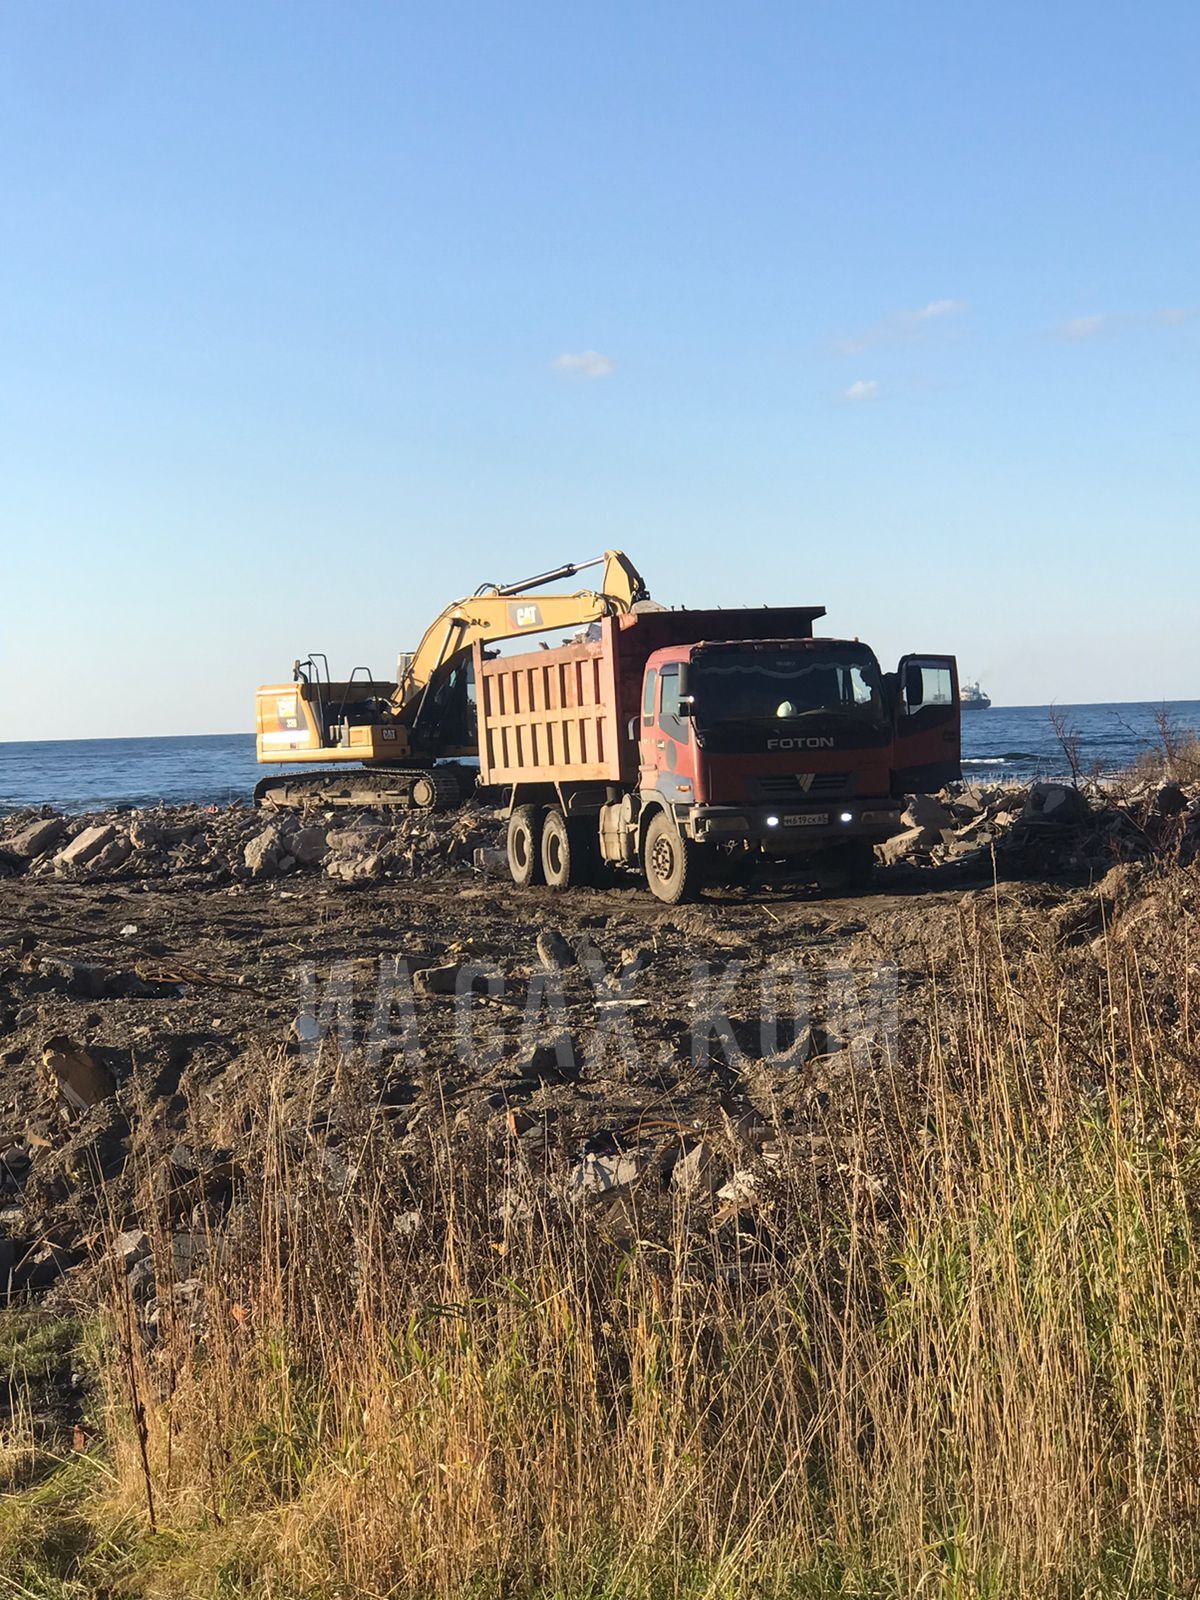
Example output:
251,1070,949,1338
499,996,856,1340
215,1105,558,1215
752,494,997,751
687,801,903,849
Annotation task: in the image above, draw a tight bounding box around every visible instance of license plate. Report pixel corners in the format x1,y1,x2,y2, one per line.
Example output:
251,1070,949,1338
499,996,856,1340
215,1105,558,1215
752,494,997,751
783,812,829,827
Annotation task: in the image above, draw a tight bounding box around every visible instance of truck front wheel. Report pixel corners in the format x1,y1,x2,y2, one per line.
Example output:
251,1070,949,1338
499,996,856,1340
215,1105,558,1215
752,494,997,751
643,812,700,904
507,805,544,887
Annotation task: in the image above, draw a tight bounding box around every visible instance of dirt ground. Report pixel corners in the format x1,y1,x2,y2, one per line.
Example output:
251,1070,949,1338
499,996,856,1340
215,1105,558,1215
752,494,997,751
0,850,1092,1266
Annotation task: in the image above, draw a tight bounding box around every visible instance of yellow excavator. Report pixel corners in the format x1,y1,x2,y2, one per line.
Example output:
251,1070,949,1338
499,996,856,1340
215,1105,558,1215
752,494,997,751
253,549,650,810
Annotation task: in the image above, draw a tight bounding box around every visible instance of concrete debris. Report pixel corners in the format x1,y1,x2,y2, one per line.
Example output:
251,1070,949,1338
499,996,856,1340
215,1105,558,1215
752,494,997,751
901,794,954,832
0,797,503,888
670,1139,723,1197
568,1151,640,1198
40,1036,116,1112
1023,782,1091,824
875,775,1200,873
114,1228,151,1270
55,824,118,872
325,850,386,884
5,816,68,860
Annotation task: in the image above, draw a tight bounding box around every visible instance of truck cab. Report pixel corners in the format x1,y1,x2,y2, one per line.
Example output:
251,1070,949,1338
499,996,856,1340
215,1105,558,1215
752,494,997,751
631,639,959,897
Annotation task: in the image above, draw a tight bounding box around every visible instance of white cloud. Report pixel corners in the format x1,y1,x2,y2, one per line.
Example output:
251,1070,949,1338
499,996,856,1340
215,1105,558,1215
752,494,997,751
835,298,967,353
843,379,879,402
1159,306,1197,327
1062,314,1106,340
908,298,969,322
552,350,615,380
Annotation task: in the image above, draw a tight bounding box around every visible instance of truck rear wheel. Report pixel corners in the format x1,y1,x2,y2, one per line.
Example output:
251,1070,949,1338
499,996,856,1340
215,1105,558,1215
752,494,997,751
507,805,544,887
540,808,597,890
643,812,700,904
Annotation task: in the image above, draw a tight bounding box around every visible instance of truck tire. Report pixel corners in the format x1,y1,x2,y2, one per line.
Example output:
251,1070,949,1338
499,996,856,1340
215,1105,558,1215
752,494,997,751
643,812,700,904
540,808,594,890
507,805,544,887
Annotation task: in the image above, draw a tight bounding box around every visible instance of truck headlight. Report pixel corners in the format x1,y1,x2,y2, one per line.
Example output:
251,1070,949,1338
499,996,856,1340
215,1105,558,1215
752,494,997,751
766,815,780,828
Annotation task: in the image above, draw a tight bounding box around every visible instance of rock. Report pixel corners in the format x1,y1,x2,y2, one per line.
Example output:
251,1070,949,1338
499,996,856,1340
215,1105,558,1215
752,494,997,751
716,1169,760,1208
41,1036,116,1111
325,851,386,883
38,957,108,999
877,827,935,866
507,1037,579,1085
171,1232,207,1276
1023,783,1090,824
1156,783,1188,818
114,1229,151,1270
670,1139,722,1197
90,836,132,873
536,929,576,970
128,818,164,850
326,826,391,854
568,1151,640,1197
902,794,954,831
54,824,117,871
950,787,987,819
5,817,67,860
288,825,328,866
243,828,284,877
414,962,492,997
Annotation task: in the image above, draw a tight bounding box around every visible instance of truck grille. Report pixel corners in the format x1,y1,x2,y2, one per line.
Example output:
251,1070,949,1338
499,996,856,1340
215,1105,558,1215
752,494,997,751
749,772,852,800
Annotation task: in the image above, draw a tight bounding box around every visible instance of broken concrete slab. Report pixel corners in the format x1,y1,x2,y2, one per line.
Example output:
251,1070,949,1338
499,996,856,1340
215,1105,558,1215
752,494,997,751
54,824,118,871
4,817,68,860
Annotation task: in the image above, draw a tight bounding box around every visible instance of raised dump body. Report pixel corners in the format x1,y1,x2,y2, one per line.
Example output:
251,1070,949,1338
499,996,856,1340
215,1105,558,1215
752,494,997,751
476,607,826,789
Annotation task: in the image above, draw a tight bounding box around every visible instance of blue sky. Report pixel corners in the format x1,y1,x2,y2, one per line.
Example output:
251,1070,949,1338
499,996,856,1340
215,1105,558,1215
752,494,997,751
2,1,1197,738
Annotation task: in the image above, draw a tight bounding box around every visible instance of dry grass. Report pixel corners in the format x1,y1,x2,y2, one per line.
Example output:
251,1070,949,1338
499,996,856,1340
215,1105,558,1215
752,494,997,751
4,871,1200,1598
1127,710,1200,786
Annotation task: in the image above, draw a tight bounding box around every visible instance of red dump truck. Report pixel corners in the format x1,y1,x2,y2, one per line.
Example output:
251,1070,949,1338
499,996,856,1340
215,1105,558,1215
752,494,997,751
474,607,960,903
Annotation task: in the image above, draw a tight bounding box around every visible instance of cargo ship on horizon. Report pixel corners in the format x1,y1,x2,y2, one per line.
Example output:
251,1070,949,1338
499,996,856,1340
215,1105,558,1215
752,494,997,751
961,679,992,710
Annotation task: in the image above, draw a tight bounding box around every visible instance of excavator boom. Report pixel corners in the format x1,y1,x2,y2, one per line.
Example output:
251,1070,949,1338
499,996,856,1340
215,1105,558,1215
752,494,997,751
396,549,649,721
253,549,650,811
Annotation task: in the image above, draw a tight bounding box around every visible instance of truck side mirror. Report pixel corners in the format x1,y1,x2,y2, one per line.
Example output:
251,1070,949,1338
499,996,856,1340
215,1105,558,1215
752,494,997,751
677,698,692,717
903,663,924,708
677,662,690,699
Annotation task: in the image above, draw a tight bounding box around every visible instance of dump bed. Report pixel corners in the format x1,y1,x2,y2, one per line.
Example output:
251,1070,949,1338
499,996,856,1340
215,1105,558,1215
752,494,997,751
474,605,825,789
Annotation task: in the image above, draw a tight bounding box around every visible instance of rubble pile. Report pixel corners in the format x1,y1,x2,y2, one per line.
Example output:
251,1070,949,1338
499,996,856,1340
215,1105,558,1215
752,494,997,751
0,800,505,888
879,777,1200,874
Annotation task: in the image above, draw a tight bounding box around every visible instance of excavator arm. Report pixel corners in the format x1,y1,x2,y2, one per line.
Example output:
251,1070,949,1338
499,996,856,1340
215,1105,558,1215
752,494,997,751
253,548,651,810
394,549,647,720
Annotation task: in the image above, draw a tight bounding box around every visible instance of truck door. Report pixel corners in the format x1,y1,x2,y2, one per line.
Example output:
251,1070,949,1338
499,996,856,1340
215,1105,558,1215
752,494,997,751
893,655,961,794
639,663,697,802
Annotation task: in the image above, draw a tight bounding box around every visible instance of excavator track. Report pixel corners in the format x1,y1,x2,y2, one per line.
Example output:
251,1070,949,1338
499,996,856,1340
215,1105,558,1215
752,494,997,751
254,764,470,813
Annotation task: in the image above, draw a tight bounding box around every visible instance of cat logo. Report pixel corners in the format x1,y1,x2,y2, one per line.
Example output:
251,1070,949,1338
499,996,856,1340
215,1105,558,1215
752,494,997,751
508,602,543,629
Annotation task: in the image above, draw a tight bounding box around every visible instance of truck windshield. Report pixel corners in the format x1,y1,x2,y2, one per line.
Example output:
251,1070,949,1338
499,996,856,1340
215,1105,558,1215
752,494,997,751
692,647,884,726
